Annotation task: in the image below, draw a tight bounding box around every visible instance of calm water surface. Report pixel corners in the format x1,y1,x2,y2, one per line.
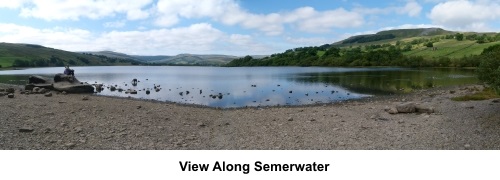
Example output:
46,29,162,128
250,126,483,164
0,66,478,108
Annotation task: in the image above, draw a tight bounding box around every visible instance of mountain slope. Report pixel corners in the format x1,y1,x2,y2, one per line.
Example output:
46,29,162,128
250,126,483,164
334,28,454,47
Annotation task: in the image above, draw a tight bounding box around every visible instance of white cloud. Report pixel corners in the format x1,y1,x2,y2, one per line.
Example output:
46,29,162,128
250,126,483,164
0,23,273,55
428,0,500,31
285,37,338,46
399,1,422,17
354,0,422,17
0,0,29,9
154,0,364,35
293,8,364,33
104,20,126,28
12,0,153,21
0,23,93,50
379,24,445,31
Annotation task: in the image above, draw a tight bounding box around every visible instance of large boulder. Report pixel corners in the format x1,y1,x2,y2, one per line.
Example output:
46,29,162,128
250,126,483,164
396,102,416,113
25,74,94,93
29,75,51,84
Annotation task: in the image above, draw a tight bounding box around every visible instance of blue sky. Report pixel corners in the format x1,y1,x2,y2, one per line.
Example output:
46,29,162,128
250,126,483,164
0,0,498,56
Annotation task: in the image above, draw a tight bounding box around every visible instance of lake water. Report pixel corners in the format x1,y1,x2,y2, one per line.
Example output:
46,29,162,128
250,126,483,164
0,66,478,108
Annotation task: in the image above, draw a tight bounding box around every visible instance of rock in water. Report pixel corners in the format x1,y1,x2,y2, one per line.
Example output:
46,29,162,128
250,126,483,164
396,102,416,113
7,93,14,98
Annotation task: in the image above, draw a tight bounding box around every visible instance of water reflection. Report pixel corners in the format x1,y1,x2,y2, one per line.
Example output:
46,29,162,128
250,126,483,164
0,66,477,108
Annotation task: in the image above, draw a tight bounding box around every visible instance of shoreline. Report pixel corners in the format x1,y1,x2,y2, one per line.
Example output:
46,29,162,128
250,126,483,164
1,83,499,150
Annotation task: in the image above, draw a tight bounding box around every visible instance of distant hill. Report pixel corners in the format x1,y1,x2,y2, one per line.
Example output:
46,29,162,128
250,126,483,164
148,54,238,66
82,51,238,66
0,43,142,68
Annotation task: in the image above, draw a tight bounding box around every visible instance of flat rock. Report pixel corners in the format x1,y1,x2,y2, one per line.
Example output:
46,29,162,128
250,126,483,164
7,93,14,98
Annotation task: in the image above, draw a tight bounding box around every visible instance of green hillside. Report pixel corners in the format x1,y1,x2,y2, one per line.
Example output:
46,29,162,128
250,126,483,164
226,28,500,68
0,43,143,68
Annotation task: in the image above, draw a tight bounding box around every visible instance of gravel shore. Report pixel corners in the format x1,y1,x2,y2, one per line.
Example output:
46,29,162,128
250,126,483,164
1,83,499,150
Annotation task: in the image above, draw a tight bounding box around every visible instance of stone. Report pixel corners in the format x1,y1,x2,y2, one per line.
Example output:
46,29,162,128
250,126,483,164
6,87,15,93
19,127,34,133
32,87,41,93
64,143,76,148
82,96,89,101
62,91,67,95
38,88,49,94
377,117,389,121
396,102,416,113
44,92,53,97
197,122,206,127
287,117,293,121
449,90,456,94
416,105,434,113
28,75,49,84
75,127,83,133
7,93,14,98
387,107,398,114
492,99,499,103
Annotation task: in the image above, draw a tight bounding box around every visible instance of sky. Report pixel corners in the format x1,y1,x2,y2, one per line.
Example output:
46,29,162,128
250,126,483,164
0,0,499,56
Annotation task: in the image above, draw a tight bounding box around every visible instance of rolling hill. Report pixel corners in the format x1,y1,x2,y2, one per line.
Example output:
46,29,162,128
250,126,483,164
332,28,500,58
0,43,142,68
226,28,500,67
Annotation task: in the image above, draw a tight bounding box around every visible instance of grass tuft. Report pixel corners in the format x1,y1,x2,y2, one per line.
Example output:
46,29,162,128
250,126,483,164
451,87,500,101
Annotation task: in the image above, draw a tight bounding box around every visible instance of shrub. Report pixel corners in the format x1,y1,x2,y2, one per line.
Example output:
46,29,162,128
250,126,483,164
477,44,500,94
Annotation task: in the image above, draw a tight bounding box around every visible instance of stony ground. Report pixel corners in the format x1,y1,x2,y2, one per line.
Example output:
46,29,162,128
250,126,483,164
1,84,499,150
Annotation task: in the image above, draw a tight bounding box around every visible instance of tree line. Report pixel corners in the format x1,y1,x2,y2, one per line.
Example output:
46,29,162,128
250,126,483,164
226,45,488,68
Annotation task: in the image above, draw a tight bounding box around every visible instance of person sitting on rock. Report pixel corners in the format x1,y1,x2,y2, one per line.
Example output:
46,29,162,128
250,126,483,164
64,66,75,76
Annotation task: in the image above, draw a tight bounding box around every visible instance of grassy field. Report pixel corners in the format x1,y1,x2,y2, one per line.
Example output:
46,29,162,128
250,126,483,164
403,40,500,58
